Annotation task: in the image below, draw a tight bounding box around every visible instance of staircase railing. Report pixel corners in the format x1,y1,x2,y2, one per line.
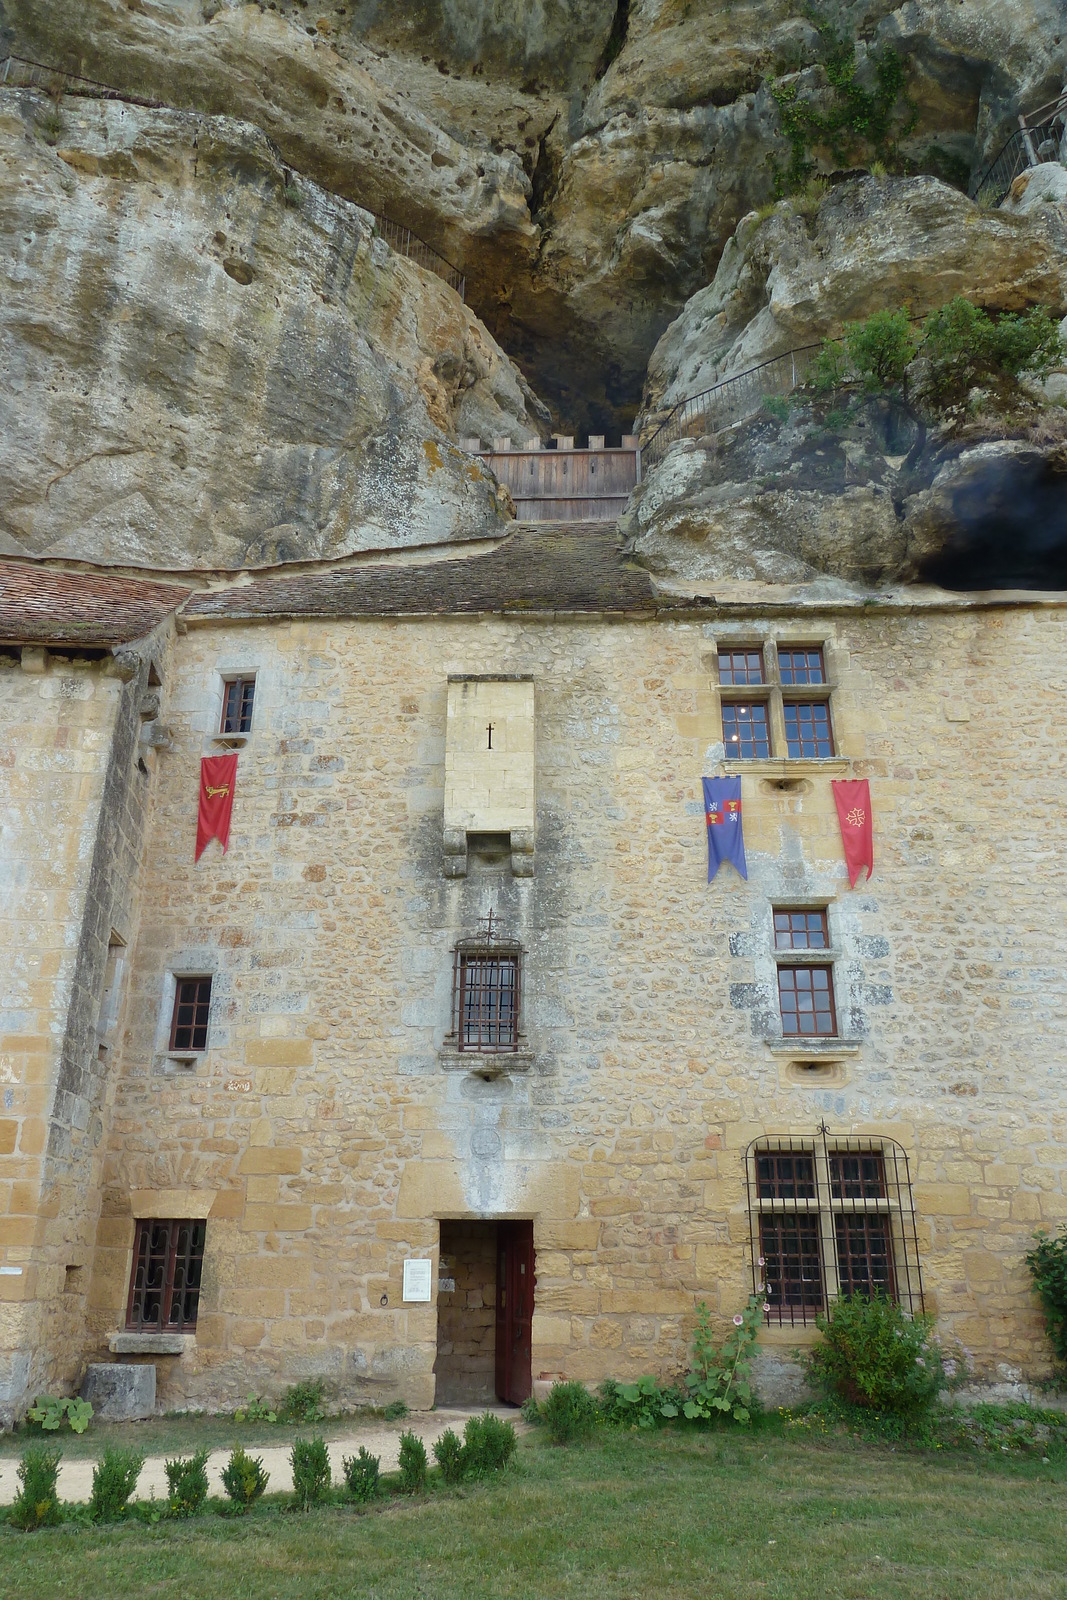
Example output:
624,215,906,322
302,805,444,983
0,53,466,298
641,344,822,469
968,88,1067,206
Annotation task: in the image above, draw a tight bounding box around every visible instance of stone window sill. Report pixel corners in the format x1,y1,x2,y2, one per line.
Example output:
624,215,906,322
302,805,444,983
765,1038,862,1057
109,1331,193,1356
438,1046,534,1078
724,758,850,777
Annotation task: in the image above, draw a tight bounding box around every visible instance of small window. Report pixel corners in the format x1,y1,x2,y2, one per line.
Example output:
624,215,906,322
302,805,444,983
778,965,836,1036
453,950,520,1052
221,676,255,734
169,976,212,1053
126,1218,206,1332
834,1211,896,1298
759,1214,824,1315
756,1150,817,1200
718,649,764,686
784,702,834,758
721,702,770,760
773,909,829,950
778,647,826,685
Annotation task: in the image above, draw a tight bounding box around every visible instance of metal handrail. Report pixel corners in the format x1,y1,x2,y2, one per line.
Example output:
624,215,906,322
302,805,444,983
969,88,1067,205
642,343,823,468
0,53,466,298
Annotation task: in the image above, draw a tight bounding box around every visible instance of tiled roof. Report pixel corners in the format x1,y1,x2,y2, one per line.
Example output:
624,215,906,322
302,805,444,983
186,523,685,622
0,561,190,647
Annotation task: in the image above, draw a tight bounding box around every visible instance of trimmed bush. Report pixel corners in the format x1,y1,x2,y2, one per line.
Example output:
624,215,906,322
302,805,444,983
290,1436,332,1510
221,1445,269,1509
9,1444,62,1530
397,1430,428,1494
462,1412,516,1476
342,1446,381,1503
432,1428,465,1485
542,1380,599,1445
89,1446,144,1522
804,1292,947,1417
164,1449,209,1517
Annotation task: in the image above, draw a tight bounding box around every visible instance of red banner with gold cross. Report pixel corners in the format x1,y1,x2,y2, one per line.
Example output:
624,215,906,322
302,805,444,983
195,754,238,862
832,778,873,888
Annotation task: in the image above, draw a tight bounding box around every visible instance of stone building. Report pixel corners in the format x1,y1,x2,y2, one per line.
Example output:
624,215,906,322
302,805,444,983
1,527,1065,1421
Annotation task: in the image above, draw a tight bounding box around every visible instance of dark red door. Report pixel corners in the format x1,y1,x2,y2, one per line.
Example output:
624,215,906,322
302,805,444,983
495,1221,535,1405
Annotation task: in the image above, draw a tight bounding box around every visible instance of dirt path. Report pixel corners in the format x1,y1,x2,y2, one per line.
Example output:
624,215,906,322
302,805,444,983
0,1409,527,1505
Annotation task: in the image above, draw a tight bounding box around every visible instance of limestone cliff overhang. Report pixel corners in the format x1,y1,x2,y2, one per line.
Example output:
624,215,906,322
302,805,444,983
0,559,190,648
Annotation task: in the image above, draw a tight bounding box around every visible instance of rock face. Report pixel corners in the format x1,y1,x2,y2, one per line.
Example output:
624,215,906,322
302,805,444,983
2,0,1064,428
0,92,548,570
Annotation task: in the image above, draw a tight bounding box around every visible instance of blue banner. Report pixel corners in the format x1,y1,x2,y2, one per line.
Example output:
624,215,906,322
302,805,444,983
703,776,748,881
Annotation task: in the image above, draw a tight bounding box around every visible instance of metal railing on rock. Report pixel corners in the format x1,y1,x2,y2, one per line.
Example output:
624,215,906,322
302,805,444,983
642,343,822,470
0,53,466,298
969,88,1067,206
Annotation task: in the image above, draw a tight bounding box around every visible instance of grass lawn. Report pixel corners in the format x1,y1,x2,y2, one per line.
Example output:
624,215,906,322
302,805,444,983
0,1413,345,1461
1,1427,1065,1600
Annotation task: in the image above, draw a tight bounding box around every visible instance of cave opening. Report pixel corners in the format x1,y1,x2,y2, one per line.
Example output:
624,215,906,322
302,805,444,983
916,456,1067,591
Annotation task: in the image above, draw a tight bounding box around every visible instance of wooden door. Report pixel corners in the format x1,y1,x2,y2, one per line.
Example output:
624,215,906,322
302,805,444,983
494,1221,535,1404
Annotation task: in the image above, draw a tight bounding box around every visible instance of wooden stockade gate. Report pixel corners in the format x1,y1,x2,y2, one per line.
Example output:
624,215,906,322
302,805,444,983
464,435,640,522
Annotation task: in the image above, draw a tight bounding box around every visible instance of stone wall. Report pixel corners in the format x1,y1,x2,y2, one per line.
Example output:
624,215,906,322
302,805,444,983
80,600,1067,1411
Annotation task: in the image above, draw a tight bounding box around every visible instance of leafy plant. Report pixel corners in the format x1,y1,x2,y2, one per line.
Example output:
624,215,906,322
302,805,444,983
9,1445,62,1530
844,309,918,392
601,1374,676,1429
462,1412,517,1475
221,1445,269,1509
37,106,65,146
397,1430,428,1493
1026,1227,1067,1367
681,1296,763,1424
918,298,1064,408
89,1446,144,1523
541,1379,600,1444
804,1291,948,1416
27,1394,93,1434
164,1449,210,1517
432,1428,466,1485
233,1393,277,1424
342,1445,381,1503
520,1393,542,1424
383,1399,409,1421
810,338,850,394
280,1378,325,1425
290,1436,332,1510
762,394,792,422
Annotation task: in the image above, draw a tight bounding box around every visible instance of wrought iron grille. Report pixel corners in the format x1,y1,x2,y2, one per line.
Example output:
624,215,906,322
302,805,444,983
746,1129,924,1326
126,1218,206,1332
452,948,520,1052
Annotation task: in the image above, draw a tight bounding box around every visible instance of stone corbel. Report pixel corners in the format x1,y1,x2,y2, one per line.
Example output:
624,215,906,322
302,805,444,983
510,827,535,878
443,825,468,878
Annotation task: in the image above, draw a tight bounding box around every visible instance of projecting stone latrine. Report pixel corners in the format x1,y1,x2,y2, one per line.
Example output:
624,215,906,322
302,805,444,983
1,534,1065,1423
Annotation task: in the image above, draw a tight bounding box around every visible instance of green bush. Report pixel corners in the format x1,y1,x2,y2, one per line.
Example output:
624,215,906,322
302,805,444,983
762,394,791,422
382,1399,409,1421
844,310,918,392
919,297,1063,407
804,1292,947,1416
432,1428,466,1485
810,339,849,394
1026,1227,1067,1367
397,1430,428,1494
26,1394,93,1434
280,1378,325,1424
220,1445,269,1509
342,1445,381,1503
462,1412,517,1475
599,1374,676,1429
89,1446,144,1522
9,1444,62,1530
542,1380,599,1445
290,1436,332,1510
233,1392,277,1424
164,1449,210,1517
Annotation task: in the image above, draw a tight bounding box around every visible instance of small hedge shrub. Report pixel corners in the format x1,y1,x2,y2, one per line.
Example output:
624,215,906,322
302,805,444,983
542,1380,599,1445
397,1430,428,1494
221,1445,269,1509
164,1449,209,1518
342,1446,381,1503
804,1292,948,1417
89,1446,144,1522
291,1436,332,1510
9,1444,62,1530
462,1412,516,1475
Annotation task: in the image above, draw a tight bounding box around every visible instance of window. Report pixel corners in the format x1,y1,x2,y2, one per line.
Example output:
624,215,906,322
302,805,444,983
773,909,829,950
126,1218,206,1332
777,965,836,1036
716,641,836,761
169,976,212,1053
221,676,255,734
746,1136,924,1325
451,948,520,1052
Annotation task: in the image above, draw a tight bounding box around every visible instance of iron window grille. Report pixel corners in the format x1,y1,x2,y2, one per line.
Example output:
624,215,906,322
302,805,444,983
451,946,521,1052
169,976,212,1053
221,676,255,734
746,1131,924,1326
126,1218,206,1332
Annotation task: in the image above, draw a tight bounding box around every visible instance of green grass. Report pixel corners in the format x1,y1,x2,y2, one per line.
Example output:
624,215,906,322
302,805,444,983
0,1413,353,1461
2,1428,1066,1599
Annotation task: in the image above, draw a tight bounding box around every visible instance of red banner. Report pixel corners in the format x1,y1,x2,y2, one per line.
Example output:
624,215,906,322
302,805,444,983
195,754,238,862
832,779,873,888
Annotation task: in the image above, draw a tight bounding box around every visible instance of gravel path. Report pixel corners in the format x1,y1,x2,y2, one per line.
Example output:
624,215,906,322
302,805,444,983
0,1409,527,1505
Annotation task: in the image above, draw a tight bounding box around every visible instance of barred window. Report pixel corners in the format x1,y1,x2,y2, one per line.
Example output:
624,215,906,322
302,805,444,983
221,676,255,734
452,949,520,1052
746,1135,924,1326
126,1219,206,1332
721,702,770,760
169,976,212,1053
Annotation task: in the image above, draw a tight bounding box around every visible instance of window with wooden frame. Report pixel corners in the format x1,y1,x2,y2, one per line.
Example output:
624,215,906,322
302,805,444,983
746,1134,924,1326
125,1218,206,1332
169,976,212,1053
773,906,836,1037
220,675,256,735
451,946,521,1052
716,641,836,761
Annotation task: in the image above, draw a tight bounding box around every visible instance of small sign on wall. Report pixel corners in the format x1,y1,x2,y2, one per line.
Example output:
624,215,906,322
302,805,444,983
402,1259,433,1303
